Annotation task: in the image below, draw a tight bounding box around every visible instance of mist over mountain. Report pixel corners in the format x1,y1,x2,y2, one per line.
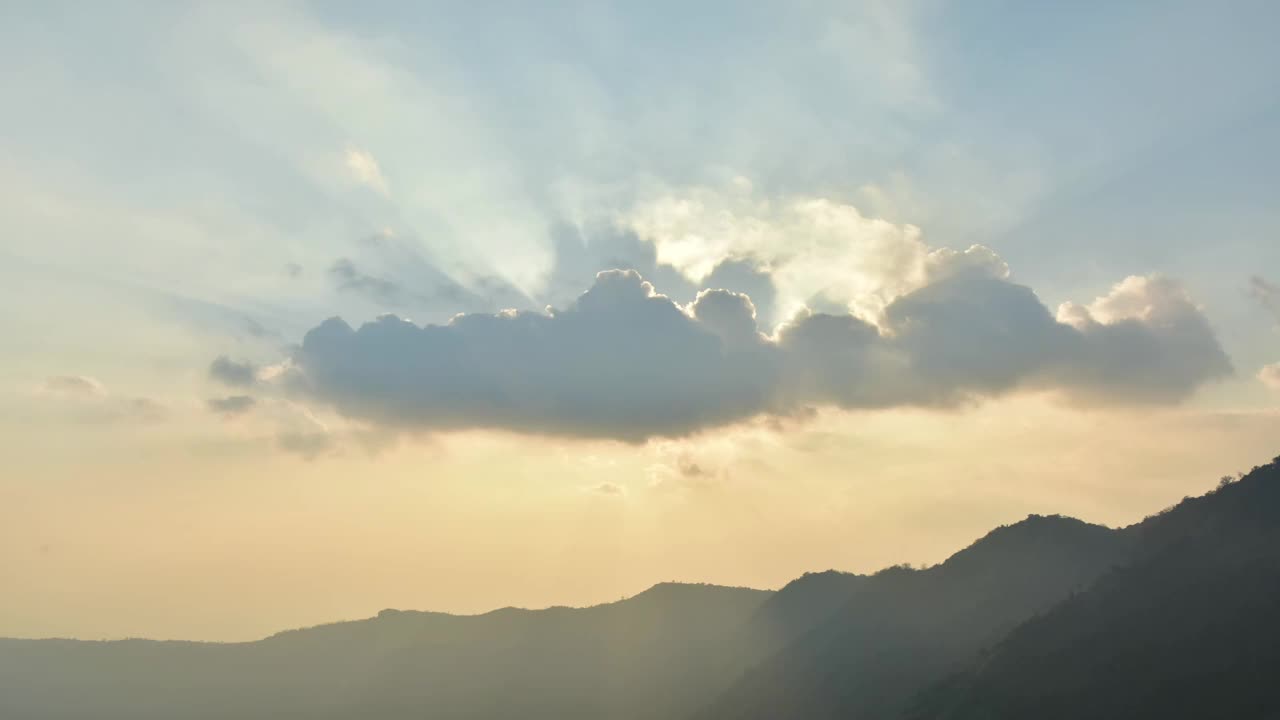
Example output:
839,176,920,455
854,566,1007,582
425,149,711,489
3,456,1279,720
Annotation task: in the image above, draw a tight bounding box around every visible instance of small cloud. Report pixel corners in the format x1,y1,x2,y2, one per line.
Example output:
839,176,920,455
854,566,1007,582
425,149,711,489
40,375,105,397
345,147,389,195
209,356,258,388
122,397,167,424
677,455,709,478
284,262,303,279
329,258,404,306
274,405,335,460
648,453,724,491
207,395,256,417
1260,363,1280,391
586,482,626,497
37,375,165,424
277,429,334,460
240,316,276,340
1250,276,1280,324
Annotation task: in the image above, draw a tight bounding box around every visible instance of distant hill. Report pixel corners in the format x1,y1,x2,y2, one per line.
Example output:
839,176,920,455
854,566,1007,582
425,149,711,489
3,455,1279,720
0,583,771,720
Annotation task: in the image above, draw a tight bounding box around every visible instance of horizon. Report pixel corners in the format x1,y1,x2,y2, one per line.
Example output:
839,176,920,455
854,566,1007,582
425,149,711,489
4,1,1280,646
0,458,1259,644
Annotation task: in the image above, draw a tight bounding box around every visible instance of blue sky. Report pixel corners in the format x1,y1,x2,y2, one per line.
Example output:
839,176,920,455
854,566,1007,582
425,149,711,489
4,2,1277,362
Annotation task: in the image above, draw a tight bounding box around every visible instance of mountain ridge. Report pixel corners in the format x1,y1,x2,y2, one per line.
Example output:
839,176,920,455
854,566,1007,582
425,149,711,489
3,455,1278,720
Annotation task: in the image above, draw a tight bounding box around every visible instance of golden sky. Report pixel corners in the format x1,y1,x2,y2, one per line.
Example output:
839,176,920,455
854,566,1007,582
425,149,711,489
5,391,1277,641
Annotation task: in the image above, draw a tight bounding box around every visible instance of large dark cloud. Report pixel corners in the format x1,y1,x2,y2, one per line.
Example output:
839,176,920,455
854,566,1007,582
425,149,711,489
281,267,1231,441
294,271,771,440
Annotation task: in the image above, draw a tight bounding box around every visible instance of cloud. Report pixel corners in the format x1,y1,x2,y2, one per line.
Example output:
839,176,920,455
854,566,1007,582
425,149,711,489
702,259,780,329
38,375,166,424
209,356,258,388
622,191,964,324
1250,276,1280,323
329,231,532,316
269,402,336,459
276,265,1231,441
586,482,626,497
676,456,710,478
291,270,770,441
344,148,389,195
541,224,697,310
646,452,725,490
207,395,256,416
542,223,783,328
277,430,333,459
1260,363,1280,391
240,317,271,338
330,258,406,306
40,375,105,397
118,397,167,423
1053,275,1234,402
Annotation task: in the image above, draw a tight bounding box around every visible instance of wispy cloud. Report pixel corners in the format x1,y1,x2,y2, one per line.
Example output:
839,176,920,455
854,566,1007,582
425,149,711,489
37,375,166,424
1249,276,1280,324
40,375,106,398
207,395,256,417
585,482,626,497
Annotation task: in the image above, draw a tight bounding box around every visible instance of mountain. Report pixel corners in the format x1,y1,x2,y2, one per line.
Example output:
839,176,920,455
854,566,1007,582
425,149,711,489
695,514,1132,720
905,456,1280,720
0,583,771,720
740,569,869,658
4,455,1278,720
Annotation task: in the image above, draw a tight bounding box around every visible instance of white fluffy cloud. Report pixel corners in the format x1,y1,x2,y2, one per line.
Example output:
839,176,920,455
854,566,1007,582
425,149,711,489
621,189,1018,329
624,192,936,325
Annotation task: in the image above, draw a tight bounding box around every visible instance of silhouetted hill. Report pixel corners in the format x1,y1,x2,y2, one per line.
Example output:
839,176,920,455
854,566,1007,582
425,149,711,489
696,514,1131,720
5,456,1279,720
906,456,1280,720
744,570,868,654
0,583,770,720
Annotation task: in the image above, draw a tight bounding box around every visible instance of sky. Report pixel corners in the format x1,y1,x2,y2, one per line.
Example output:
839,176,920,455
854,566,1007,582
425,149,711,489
2,0,1279,641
